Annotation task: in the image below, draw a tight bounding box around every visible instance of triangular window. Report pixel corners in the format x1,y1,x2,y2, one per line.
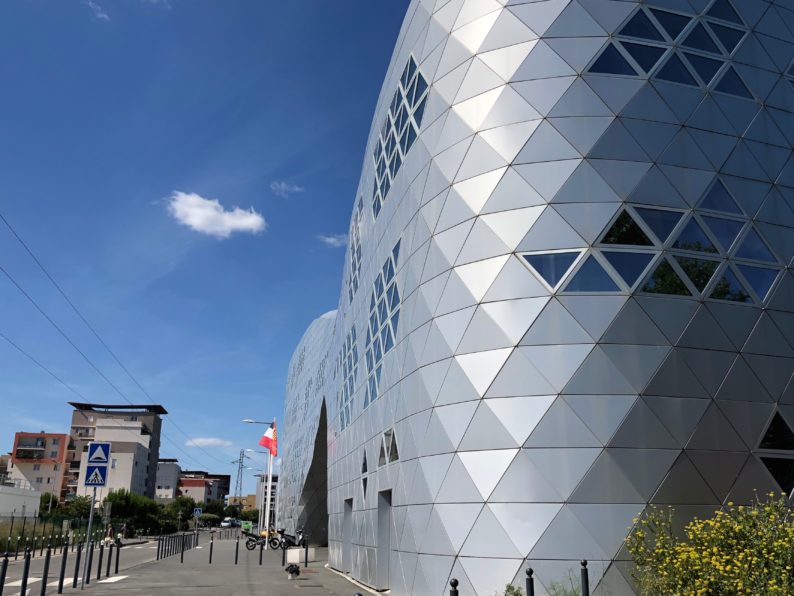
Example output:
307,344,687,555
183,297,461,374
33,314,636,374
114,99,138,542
564,256,619,292
707,0,743,25
672,219,718,253
655,53,698,86
682,23,721,54
621,42,666,72
699,180,742,214
642,258,691,296
702,216,744,251
601,211,652,246
388,433,399,463
715,66,752,98
649,9,690,40
707,22,744,53
523,252,580,288
683,52,723,85
362,477,368,498
361,452,368,474
589,44,638,76
378,440,387,467
736,264,779,301
709,267,752,302
620,10,665,41
674,256,720,292
635,207,683,243
760,457,794,494
759,413,794,451
736,229,776,263
602,251,655,286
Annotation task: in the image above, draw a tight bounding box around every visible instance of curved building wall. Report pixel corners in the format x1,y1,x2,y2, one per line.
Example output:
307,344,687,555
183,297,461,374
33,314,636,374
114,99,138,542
282,0,794,594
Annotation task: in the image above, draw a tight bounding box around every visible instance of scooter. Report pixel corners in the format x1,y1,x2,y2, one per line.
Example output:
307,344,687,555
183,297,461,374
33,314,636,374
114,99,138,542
273,527,304,550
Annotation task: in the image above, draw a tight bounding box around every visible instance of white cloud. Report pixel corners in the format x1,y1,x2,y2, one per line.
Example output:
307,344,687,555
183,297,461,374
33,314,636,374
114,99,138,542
167,191,266,239
84,0,110,21
270,181,304,198
185,437,232,448
317,234,348,248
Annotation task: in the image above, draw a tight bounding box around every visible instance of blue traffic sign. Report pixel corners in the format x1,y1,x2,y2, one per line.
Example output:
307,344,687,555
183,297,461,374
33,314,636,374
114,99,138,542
87,442,111,464
85,465,108,487
193,508,202,517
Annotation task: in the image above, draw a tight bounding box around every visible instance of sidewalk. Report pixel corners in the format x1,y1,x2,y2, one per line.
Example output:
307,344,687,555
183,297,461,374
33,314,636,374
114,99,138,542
81,540,365,595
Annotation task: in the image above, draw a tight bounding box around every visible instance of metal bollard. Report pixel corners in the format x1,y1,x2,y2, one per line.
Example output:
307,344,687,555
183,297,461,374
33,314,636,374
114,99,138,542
281,542,286,566
72,542,82,588
235,536,239,565
97,543,104,580
449,578,459,596
208,535,214,564
156,536,161,560
304,533,309,568
526,568,535,596
107,544,113,577
58,539,69,594
180,534,185,564
259,542,263,566
40,545,51,596
14,537,19,560
0,553,8,596
114,542,121,575
581,560,589,596
86,541,94,585
20,549,31,596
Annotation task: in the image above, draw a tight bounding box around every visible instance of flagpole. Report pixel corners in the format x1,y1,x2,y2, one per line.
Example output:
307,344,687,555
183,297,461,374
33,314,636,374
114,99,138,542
264,434,273,550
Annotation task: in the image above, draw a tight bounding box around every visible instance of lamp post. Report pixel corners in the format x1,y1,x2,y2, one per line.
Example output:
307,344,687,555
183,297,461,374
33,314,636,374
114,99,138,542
245,451,269,534
242,418,277,549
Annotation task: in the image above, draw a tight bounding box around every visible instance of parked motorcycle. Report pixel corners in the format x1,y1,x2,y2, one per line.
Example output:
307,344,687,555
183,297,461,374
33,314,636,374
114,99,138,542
242,530,268,551
273,527,305,550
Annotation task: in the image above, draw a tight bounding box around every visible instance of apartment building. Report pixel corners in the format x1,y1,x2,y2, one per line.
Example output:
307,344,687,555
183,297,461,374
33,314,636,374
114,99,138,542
155,458,181,502
67,403,166,500
179,471,230,503
7,432,68,502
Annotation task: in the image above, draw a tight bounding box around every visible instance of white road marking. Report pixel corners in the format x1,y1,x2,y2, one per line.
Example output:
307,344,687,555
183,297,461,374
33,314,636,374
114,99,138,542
6,578,41,586
134,546,144,549
97,575,128,583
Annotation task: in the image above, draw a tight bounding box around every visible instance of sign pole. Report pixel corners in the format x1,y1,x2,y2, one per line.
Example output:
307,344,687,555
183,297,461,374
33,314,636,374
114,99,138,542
81,487,96,590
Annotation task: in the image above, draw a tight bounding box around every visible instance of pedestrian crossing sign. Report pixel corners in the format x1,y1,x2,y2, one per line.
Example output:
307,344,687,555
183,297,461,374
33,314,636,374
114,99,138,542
85,465,108,487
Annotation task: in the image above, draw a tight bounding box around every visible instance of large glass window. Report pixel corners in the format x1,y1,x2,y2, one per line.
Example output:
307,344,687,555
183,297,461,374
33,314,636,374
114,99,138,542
602,211,652,246
709,267,752,302
634,207,683,243
736,229,776,263
337,328,358,431
523,252,580,288
564,256,619,292
672,219,718,253
674,256,719,292
642,258,691,296
589,44,638,76
602,251,655,286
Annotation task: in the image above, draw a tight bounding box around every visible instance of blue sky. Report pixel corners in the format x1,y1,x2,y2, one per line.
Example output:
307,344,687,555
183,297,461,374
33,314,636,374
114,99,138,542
0,0,408,492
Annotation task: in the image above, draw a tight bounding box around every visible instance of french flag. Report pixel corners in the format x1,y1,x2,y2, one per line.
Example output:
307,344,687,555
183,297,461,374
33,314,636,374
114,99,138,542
258,421,278,456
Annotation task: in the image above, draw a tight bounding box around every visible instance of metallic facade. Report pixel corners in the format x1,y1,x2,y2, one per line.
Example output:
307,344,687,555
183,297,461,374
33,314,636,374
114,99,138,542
281,0,794,593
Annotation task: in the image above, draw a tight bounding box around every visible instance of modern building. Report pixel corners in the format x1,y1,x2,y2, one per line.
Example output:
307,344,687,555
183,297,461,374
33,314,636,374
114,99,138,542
155,458,181,502
7,432,68,503
227,494,257,511
254,473,279,526
67,403,165,500
280,0,794,594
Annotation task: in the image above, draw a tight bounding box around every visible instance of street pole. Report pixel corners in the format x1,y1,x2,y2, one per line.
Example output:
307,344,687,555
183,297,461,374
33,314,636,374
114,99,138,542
81,487,96,590
264,433,273,550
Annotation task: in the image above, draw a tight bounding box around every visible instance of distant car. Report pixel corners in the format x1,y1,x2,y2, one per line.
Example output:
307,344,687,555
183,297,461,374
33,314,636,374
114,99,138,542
220,517,233,528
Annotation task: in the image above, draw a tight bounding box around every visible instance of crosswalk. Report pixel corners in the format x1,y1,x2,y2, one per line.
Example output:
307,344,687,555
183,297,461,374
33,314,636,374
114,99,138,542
3,575,128,594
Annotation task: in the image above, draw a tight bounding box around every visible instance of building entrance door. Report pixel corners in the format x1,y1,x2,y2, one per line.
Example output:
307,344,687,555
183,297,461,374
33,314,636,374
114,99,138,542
342,498,353,573
376,490,392,590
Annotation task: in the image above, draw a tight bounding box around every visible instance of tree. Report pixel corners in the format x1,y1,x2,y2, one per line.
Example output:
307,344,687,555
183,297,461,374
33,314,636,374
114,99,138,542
104,489,160,533
39,492,59,517
165,496,197,531
65,496,91,519
204,499,225,518
224,505,241,519
240,509,258,522
625,493,794,594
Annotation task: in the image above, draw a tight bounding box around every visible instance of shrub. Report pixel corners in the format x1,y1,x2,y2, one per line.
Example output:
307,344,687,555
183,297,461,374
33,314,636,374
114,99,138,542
625,492,794,595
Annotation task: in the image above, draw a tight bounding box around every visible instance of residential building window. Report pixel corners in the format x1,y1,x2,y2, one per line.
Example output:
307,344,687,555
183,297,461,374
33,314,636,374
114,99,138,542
50,451,58,458
35,477,42,484
51,438,59,445
33,464,41,471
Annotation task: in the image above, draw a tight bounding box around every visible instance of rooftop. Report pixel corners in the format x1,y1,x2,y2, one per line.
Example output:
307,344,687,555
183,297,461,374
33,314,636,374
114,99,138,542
68,402,168,415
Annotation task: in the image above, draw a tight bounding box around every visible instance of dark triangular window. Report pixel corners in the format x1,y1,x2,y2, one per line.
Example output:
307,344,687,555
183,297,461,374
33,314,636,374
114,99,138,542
707,22,744,53
642,258,692,296
736,229,776,263
523,252,580,288
682,23,721,54
707,0,743,25
589,44,638,76
737,264,779,301
602,211,652,246
715,66,752,98
672,219,718,253
635,208,683,243
564,256,619,292
700,180,742,214
388,433,399,463
710,267,752,302
760,457,794,494
655,53,698,86
362,477,368,498
760,413,794,450
674,256,720,292
702,216,743,251
361,452,368,474
620,10,665,41
683,52,723,85
378,440,387,467
602,251,655,286
621,42,666,72
649,9,690,40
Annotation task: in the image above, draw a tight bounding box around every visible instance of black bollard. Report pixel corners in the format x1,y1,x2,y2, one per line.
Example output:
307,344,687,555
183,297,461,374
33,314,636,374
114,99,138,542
14,537,19,560
72,542,82,588
57,539,69,594
114,542,121,575
40,545,51,596
281,541,286,567
0,553,8,596
235,536,239,565
106,544,113,577
526,568,535,596
304,533,309,568
97,543,104,580
449,578,459,596
86,541,94,585
208,535,214,564
581,560,589,596
180,534,185,564
259,542,263,566
20,549,31,596
156,536,161,560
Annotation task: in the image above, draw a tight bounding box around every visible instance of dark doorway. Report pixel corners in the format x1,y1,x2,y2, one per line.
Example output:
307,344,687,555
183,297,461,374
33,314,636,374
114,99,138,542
342,498,353,573
376,490,392,590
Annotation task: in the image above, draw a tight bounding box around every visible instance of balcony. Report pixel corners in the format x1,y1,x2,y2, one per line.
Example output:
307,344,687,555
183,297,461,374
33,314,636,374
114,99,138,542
16,439,45,449
14,449,46,461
